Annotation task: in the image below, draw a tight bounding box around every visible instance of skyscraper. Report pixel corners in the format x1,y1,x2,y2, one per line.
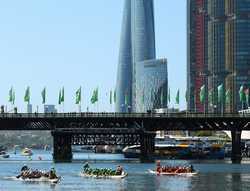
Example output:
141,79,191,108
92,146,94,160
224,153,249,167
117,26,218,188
187,0,250,113
116,0,168,113
115,0,133,113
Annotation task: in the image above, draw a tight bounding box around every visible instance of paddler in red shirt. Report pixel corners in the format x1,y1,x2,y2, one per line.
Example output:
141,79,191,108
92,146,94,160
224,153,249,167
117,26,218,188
156,160,162,174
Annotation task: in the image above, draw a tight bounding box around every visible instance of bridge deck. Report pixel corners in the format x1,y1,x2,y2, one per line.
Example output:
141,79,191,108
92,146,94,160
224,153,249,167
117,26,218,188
0,112,247,119
0,112,249,131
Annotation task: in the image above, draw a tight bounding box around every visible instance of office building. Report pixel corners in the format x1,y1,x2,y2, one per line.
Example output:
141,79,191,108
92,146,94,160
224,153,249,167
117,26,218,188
116,0,168,113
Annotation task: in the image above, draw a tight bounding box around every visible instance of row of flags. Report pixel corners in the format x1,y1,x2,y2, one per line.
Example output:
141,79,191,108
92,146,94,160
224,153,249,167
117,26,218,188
8,85,249,106
7,87,117,105
199,84,250,106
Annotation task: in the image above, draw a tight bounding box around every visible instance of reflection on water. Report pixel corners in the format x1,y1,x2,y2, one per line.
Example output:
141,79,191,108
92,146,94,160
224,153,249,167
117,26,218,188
1,152,250,191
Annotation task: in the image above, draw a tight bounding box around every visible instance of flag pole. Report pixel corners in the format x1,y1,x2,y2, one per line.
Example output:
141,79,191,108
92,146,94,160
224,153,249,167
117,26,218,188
79,103,81,113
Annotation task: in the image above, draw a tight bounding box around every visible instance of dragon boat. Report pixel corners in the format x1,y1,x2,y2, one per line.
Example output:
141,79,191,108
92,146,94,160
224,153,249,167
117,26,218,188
11,165,61,184
80,164,128,179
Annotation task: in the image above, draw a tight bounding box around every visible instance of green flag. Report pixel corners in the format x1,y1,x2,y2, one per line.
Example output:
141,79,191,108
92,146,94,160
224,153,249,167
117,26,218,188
61,87,64,103
41,87,46,104
95,88,98,102
208,89,213,105
125,93,128,105
90,89,96,104
185,90,188,103
109,90,112,105
168,88,171,103
12,91,15,105
113,90,116,103
239,85,245,103
199,85,205,104
245,88,249,106
24,86,30,103
225,89,231,104
91,88,98,104
217,84,224,103
76,87,81,104
58,90,61,105
9,87,13,102
176,89,180,104
76,87,82,104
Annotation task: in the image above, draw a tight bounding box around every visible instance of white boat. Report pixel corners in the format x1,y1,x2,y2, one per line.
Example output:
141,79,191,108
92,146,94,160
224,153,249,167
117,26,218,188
80,171,128,179
148,169,198,176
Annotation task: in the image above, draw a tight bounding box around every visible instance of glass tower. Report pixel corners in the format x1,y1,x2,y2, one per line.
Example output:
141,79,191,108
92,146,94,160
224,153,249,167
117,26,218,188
115,0,133,113
116,0,168,113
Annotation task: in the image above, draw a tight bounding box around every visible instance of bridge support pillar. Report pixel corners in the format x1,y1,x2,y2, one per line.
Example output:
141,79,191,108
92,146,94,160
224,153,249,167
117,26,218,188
140,131,155,163
231,130,242,164
52,131,72,163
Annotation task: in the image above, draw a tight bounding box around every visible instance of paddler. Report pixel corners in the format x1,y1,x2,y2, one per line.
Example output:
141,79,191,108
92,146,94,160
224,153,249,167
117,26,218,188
156,160,162,173
21,165,29,172
49,168,57,179
190,165,194,173
83,162,90,170
115,165,123,175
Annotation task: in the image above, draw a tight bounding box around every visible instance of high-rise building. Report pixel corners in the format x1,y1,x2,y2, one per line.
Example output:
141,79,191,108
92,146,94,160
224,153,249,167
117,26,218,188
187,0,250,113
116,0,168,113
187,0,209,113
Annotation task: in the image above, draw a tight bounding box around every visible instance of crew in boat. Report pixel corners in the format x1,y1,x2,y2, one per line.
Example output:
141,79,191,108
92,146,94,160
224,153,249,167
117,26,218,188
155,161,195,174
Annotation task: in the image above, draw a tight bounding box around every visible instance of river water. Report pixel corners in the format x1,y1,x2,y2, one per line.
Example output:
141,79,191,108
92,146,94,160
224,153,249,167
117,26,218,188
0,150,250,191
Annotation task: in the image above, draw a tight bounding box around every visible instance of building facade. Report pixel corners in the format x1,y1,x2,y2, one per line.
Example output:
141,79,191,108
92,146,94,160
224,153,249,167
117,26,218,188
115,0,133,113
187,0,209,113
135,59,168,112
187,0,250,113
116,0,168,113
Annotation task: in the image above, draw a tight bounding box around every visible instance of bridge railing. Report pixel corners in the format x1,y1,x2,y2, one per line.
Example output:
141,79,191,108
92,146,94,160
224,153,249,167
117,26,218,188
0,112,247,118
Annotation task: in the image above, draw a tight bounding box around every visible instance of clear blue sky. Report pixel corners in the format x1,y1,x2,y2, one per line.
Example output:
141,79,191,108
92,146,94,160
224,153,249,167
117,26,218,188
0,0,186,112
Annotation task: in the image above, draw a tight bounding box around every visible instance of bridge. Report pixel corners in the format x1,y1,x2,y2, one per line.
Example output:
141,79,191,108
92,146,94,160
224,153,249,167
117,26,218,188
0,112,249,163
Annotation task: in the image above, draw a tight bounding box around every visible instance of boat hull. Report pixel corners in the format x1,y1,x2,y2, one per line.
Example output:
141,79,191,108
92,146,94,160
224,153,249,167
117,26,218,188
19,177,60,184
80,172,128,179
148,170,198,176
1,154,9,158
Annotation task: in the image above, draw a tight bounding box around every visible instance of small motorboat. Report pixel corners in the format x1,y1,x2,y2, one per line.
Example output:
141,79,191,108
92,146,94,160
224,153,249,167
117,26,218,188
80,171,128,179
148,169,198,176
21,148,33,156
